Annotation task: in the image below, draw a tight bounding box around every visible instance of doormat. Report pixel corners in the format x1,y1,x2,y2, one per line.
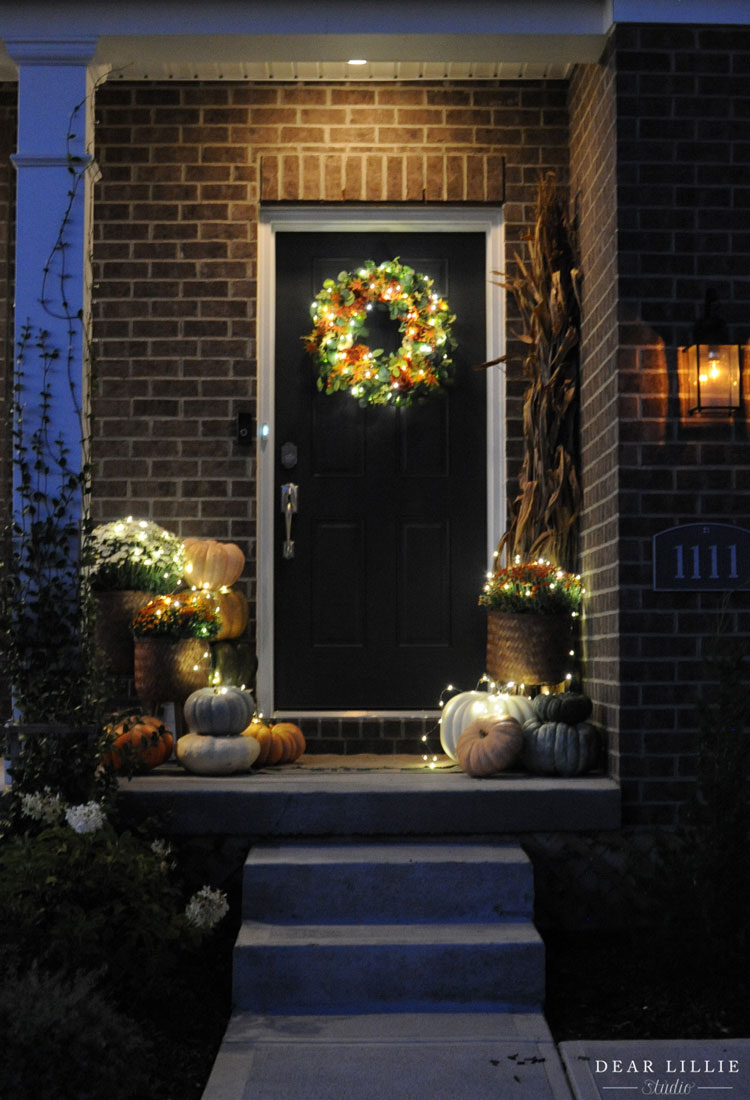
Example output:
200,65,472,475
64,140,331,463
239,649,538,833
292,753,457,771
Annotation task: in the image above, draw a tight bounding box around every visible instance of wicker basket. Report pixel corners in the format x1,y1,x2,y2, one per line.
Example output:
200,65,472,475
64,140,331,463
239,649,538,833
486,611,572,686
133,637,211,716
94,590,154,676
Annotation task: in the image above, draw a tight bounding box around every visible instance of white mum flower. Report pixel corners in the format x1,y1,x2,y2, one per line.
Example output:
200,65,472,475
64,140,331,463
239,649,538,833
185,885,229,930
65,801,106,834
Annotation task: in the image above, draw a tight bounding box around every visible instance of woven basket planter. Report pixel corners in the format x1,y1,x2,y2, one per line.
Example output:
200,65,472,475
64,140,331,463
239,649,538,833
94,590,154,676
486,611,572,686
133,637,211,717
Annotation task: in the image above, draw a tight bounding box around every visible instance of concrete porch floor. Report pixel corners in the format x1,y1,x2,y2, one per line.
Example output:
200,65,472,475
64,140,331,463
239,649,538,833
117,757,621,835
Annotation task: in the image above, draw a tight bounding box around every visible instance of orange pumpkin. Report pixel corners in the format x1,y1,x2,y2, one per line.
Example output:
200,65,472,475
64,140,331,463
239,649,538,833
456,715,523,778
209,588,250,641
241,718,306,765
101,714,174,772
183,537,245,589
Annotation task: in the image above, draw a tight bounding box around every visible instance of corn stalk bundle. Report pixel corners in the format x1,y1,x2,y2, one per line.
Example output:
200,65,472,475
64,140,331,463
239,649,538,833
480,172,582,571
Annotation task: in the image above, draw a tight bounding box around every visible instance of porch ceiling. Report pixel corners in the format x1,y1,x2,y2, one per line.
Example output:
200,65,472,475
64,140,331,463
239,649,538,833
1,0,747,84
0,35,598,84
0,0,609,83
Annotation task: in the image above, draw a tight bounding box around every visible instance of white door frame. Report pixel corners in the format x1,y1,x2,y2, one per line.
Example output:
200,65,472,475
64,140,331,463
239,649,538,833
256,204,506,717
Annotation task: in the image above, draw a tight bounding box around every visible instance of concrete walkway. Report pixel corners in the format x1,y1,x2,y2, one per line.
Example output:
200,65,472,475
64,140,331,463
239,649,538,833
203,1027,750,1100
202,1011,572,1100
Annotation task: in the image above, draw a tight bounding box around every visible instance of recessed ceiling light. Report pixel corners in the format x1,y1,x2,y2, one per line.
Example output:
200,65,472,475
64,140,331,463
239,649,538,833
348,59,367,66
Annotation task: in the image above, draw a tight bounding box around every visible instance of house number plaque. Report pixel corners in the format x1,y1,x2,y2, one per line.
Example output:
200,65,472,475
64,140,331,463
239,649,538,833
652,523,750,591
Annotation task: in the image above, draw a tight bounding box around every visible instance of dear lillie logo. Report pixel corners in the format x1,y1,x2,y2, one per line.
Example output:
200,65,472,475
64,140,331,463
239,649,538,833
591,1053,742,1095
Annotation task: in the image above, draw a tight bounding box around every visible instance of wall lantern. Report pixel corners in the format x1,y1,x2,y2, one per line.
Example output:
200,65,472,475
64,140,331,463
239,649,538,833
680,290,741,415
679,343,741,414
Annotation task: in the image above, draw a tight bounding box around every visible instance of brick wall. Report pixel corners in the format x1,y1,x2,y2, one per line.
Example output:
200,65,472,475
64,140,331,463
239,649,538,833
572,26,750,826
568,50,621,780
92,79,570,649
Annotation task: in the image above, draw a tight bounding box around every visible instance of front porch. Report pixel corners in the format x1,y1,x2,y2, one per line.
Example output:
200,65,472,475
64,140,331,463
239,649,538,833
118,761,618,1100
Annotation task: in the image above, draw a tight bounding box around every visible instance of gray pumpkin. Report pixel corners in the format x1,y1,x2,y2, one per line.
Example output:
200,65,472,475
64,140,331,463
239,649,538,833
532,691,593,725
522,720,600,777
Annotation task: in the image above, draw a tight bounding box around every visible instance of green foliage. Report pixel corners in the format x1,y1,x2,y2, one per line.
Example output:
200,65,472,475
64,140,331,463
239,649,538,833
0,817,206,1016
1,95,108,728
0,793,237,1099
0,964,154,1100
479,559,582,615
0,325,110,730
3,723,117,808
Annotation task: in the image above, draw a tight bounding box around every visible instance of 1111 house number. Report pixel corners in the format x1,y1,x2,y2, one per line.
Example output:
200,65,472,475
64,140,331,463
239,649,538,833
652,523,750,591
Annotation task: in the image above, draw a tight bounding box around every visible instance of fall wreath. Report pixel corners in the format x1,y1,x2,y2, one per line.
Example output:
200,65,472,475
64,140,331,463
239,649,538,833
305,258,456,407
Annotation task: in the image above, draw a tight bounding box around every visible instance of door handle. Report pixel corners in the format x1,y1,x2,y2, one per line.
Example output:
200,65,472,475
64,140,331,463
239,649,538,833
280,483,298,559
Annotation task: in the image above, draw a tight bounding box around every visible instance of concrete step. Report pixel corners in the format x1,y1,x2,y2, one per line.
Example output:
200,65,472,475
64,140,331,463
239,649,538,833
233,919,545,1012
242,840,534,923
201,1011,574,1100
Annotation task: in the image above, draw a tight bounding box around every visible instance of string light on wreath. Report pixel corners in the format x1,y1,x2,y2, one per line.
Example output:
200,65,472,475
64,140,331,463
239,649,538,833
305,258,457,407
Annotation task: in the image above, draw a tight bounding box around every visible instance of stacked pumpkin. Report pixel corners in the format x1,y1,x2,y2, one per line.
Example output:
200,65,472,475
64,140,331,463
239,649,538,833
441,688,600,779
440,690,534,777
176,686,259,775
521,691,600,777
241,716,306,765
182,537,254,688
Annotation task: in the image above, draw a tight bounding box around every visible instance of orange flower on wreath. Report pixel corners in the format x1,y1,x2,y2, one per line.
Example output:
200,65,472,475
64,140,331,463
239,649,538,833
305,258,457,408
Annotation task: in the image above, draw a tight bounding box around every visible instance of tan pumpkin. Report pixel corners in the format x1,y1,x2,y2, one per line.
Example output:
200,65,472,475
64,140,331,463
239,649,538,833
208,588,249,641
241,718,306,765
456,714,524,778
183,537,245,590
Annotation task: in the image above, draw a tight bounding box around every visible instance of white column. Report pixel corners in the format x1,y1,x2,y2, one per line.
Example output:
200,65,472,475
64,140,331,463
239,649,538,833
6,38,102,486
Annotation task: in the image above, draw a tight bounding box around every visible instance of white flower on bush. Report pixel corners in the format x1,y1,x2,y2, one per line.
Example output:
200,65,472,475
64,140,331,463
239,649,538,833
20,787,65,825
185,885,229,930
65,801,106,834
151,837,177,872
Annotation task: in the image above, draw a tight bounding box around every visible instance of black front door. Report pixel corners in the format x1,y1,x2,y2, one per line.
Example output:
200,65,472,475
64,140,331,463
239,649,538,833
274,231,487,710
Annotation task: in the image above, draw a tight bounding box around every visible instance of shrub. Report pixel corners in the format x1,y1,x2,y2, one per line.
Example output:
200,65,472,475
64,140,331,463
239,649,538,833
0,813,226,1019
0,964,153,1100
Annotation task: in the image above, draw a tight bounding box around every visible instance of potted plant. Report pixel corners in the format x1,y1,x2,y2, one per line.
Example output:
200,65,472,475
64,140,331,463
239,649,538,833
88,516,186,675
479,559,583,686
131,593,219,724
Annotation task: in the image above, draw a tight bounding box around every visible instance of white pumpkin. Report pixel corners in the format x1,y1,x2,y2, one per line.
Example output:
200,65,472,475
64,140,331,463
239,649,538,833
497,693,535,726
440,690,535,761
439,691,505,761
176,732,260,775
